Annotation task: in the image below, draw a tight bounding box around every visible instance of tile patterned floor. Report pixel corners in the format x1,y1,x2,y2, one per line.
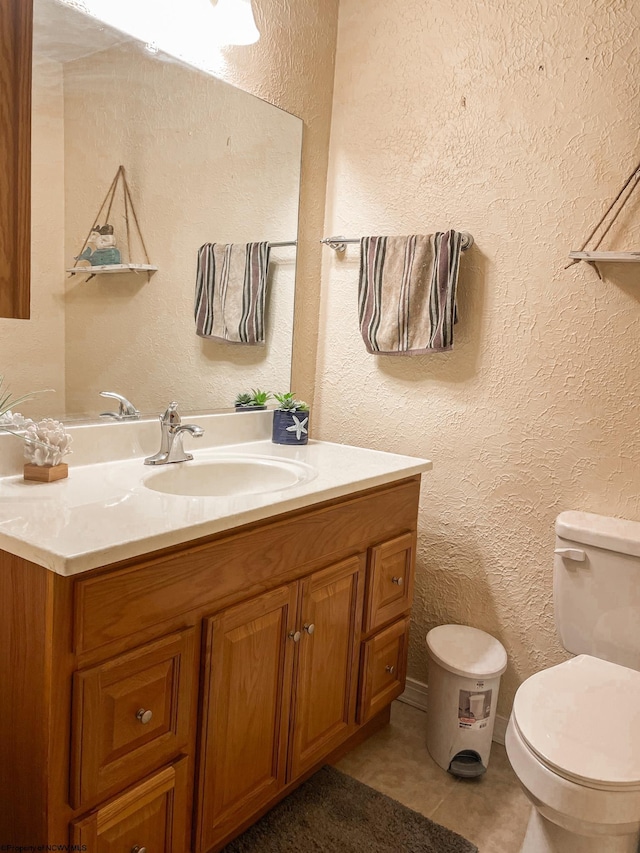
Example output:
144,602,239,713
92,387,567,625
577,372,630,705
334,701,531,853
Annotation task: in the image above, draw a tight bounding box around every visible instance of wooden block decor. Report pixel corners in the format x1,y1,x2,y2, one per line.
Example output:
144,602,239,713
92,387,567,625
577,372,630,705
24,463,68,482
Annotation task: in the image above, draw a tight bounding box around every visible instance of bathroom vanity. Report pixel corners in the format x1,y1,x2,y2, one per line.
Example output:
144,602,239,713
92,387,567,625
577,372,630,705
0,413,430,852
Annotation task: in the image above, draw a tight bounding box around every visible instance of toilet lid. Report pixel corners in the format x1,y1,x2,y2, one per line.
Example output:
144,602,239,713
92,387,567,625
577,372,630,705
513,655,640,790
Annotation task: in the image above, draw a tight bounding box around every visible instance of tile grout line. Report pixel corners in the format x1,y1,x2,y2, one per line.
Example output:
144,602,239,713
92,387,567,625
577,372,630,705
425,790,452,819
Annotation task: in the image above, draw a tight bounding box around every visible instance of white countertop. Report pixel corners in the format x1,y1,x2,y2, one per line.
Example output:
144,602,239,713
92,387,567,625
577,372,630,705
0,418,431,575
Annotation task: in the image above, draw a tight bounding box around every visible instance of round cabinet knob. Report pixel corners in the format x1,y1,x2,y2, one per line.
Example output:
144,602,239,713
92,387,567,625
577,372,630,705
391,576,404,586
304,623,315,635
131,847,147,853
288,630,302,643
385,665,395,674
136,708,153,725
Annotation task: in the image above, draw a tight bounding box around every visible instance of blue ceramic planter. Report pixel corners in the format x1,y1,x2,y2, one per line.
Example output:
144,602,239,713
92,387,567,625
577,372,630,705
272,409,310,445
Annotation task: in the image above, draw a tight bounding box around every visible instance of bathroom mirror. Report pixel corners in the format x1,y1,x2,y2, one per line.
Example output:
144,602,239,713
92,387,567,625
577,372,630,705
24,0,302,420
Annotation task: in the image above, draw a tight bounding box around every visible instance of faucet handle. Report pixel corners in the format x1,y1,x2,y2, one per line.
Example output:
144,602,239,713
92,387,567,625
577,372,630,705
160,401,181,427
100,391,140,420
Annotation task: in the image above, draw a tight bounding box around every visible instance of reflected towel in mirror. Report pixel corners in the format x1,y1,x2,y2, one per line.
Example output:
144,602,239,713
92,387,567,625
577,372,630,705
195,242,271,344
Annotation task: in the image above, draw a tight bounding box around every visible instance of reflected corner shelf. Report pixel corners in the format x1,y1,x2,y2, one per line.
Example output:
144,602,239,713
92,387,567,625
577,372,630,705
66,263,158,277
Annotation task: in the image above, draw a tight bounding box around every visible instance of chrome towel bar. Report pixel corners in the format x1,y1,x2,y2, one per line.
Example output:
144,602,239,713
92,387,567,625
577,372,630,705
320,232,474,253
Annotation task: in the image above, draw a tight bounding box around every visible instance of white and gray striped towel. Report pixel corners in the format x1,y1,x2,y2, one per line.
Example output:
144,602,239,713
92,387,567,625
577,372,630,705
358,231,463,354
194,242,270,344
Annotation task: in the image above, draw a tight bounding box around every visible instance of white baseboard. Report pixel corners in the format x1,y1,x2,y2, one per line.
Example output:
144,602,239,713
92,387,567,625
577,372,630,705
492,713,508,746
399,677,508,746
398,676,429,711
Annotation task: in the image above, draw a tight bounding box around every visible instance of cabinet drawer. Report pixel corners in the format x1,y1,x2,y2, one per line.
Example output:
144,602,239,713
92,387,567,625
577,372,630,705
364,532,415,633
358,618,409,724
71,630,196,809
71,759,189,852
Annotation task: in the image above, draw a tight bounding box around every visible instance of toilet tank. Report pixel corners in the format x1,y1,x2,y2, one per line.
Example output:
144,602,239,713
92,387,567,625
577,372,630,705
554,511,640,671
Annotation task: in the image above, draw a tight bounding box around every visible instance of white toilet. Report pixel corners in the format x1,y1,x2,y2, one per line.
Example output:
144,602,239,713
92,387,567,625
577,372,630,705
506,511,640,853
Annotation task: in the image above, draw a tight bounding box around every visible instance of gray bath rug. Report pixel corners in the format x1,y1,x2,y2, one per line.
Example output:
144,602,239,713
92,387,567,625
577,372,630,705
222,765,478,852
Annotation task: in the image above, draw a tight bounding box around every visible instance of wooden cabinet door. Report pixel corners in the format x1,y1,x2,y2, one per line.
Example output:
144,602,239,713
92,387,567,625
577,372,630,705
288,556,363,780
71,759,189,853
196,584,298,853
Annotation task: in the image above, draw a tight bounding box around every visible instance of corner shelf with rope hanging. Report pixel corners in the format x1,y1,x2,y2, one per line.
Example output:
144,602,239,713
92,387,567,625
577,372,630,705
567,157,640,279
66,165,158,282
568,251,640,264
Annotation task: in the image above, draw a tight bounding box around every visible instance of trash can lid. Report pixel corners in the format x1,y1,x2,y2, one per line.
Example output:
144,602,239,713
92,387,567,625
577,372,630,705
426,625,507,679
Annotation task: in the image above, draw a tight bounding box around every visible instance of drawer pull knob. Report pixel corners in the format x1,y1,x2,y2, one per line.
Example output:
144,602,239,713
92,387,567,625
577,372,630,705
304,623,315,635
385,665,395,674
391,576,404,586
132,847,147,853
136,708,153,725
288,630,301,643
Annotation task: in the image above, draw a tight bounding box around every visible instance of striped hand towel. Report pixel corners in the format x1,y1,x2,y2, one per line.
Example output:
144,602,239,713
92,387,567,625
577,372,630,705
358,231,463,354
194,242,270,344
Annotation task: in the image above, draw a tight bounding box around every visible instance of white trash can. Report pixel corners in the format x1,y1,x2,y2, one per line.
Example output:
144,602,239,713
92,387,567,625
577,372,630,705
426,625,507,778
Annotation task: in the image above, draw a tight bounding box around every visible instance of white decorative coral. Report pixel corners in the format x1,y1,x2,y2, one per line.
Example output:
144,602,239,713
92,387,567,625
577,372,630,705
23,418,73,467
0,410,33,430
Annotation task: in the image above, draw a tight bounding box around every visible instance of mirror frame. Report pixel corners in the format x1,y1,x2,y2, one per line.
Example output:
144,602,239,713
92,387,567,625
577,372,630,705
0,0,32,319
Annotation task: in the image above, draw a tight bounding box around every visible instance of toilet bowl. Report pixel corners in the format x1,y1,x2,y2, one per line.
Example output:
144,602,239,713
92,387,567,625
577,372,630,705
507,656,640,852
505,512,640,853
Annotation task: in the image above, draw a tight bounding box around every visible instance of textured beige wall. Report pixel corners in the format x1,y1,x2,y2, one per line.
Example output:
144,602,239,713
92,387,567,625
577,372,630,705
63,42,301,414
318,0,640,714
0,56,66,415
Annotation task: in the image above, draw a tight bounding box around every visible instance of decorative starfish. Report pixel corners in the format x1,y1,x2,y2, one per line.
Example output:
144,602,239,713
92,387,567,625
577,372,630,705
286,415,308,441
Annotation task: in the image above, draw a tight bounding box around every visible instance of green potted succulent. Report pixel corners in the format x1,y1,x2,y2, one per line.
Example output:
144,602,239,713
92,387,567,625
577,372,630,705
234,388,271,412
272,392,309,445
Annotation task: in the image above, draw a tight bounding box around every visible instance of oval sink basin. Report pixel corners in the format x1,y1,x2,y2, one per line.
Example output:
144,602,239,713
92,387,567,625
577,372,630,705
143,455,316,498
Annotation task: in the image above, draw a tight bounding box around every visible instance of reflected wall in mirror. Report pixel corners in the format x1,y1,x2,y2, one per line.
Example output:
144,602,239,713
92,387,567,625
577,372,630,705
29,0,302,420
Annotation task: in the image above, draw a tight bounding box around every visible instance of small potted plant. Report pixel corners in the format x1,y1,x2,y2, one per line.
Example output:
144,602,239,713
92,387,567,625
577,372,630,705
234,389,271,412
272,392,309,445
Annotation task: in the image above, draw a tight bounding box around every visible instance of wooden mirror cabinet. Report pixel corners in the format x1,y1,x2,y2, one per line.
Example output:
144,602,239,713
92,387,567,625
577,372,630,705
0,0,31,319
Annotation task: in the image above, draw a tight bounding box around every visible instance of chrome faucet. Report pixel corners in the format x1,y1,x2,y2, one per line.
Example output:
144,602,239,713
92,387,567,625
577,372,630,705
144,402,204,465
99,391,140,421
